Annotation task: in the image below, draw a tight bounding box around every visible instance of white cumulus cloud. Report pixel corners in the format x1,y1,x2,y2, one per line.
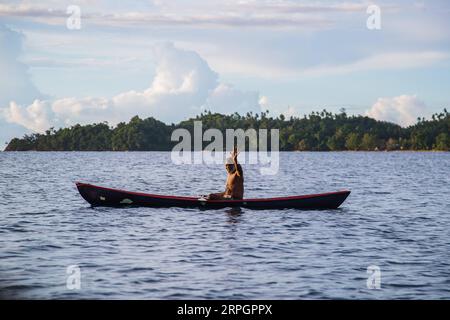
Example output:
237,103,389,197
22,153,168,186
0,24,45,147
258,96,269,109
1,42,265,134
3,100,53,133
366,95,427,127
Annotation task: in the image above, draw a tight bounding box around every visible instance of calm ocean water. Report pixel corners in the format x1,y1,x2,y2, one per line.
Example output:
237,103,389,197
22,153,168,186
0,151,449,299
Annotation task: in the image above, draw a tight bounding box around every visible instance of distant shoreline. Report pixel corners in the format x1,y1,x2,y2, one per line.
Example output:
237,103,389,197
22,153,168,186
2,150,448,153
4,110,450,152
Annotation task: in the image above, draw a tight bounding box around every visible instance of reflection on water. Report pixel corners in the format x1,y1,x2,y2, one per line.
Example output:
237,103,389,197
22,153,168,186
225,207,243,224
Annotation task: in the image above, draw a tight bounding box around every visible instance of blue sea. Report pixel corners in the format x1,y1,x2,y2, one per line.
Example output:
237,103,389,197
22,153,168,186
0,151,449,299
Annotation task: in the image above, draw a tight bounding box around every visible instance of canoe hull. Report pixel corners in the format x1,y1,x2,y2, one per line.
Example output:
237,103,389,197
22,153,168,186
76,182,350,209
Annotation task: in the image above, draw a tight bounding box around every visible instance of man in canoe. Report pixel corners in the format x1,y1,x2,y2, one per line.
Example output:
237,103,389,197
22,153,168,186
207,147,244,200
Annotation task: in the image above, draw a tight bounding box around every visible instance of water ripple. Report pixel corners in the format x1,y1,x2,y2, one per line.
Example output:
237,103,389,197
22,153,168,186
0,151,449,299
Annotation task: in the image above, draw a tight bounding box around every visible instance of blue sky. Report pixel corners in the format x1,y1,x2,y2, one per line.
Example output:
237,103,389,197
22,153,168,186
1,0,450,147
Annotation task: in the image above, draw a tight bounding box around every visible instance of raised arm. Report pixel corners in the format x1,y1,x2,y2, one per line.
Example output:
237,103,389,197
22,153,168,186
231,146,242,177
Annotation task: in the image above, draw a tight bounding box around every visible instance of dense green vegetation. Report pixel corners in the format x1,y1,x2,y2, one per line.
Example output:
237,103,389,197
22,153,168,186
4,109,450,151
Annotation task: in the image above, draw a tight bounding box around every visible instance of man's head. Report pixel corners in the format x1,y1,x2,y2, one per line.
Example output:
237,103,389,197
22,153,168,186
225,157,235,174
225,164,235,174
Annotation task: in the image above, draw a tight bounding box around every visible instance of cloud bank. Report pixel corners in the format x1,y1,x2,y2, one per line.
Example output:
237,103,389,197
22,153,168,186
0,24,43,106
0,1,370,30
1,42,264,135
366,95,427,127
0,24,46,146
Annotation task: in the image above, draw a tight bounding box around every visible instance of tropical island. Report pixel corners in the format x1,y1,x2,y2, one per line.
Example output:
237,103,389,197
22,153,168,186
4,109,450,151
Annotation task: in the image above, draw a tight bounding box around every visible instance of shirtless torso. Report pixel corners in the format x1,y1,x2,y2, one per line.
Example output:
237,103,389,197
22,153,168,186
224,164,244,199
207,147,244,200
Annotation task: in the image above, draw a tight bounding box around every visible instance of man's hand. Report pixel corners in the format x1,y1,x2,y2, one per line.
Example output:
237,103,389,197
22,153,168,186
231,146,240,162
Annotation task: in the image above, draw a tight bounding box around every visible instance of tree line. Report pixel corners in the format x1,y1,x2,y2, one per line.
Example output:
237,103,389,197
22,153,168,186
4,109,450,151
